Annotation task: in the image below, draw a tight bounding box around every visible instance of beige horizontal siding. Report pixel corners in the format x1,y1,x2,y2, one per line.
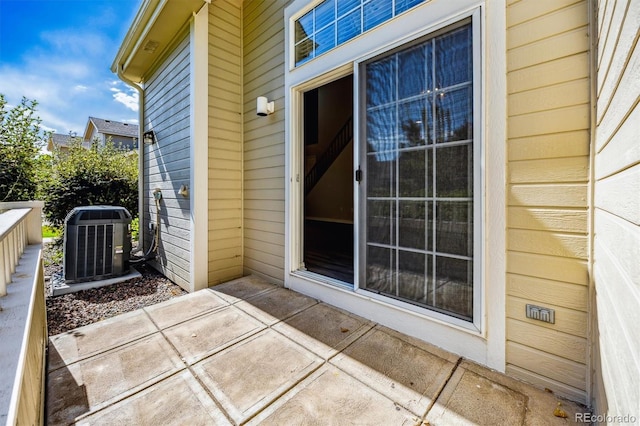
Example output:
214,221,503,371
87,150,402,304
507,28,589,73
508,207,587,233
507,295,588,339
507,252,588,286
594,103,640,180
508,229,588,259
592,0,640,417
507,55,589,95
507,130,590,161
509,156,589,183
242,0,286,285
507,274,587,311
508,79,590,116
508,105,589,139
508,183,588,207
506,343,586,395
506,0,590,403
506,0,584,26
207,0,243,285
594,2,640,147
507,1,588,49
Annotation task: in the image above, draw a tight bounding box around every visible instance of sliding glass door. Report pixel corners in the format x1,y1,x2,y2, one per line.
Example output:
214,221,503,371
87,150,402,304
360,20,476,321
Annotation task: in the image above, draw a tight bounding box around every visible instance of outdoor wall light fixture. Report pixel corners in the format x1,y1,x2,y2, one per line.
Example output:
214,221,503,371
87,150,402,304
143,130,156,145
256,96,275,116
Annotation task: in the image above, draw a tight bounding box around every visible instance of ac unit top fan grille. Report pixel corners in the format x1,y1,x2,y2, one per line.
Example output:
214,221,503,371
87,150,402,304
65,205,132,224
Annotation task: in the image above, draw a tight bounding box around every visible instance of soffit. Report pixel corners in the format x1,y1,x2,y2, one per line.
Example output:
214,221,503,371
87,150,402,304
113,0,204,83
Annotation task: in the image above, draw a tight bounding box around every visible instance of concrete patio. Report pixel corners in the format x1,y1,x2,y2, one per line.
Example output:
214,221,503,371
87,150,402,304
46,275,586,425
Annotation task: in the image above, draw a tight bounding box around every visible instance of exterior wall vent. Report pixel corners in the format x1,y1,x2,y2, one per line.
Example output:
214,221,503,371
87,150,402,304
63,206,132,284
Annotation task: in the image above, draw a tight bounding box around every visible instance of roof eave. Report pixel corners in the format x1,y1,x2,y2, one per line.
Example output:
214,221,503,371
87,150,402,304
82,117,96,141
111,0,205,83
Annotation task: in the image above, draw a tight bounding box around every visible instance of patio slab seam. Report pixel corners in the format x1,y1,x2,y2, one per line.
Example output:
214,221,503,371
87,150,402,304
155,324,319,426
70,368,190,424
158,305,267,366
142,292,328,424
229,313,464,422
56,312,240,426
422,356,464,421
164,297,469,424
47,332,187,425
150,296,394,424
192,328,325,424
47,278,589,425
210,281,280,305
324,325,464,420
47,309,162,373
46,329,160,374
180,366,237,425
143,289,231,330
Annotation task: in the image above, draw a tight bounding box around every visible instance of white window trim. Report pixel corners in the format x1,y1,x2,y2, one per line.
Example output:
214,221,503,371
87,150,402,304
284,0,506,370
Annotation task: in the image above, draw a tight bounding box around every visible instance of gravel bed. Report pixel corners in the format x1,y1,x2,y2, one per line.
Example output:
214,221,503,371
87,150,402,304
44,242,187,336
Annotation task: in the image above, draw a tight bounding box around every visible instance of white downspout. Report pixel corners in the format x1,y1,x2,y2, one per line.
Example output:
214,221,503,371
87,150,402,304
115,67,146,252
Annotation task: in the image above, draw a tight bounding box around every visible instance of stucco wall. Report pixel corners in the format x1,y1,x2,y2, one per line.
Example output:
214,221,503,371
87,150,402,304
242,0,287,285
592,0,640,418
208,0,244,284
143,32,192,290
505,0,591,403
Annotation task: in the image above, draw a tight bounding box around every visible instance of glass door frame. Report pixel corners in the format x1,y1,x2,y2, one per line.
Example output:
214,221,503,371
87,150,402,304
289,9,483,332
284,0,494,338
289,63,358,291
285,0,508,368
353,10,483,332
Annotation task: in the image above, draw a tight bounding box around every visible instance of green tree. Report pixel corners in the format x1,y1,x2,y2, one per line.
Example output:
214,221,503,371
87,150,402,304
44,138,138,226
34,153,53,200
0,94,48,201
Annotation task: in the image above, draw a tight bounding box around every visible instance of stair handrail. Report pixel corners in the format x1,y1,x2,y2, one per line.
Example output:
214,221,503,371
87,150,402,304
305,116,353,195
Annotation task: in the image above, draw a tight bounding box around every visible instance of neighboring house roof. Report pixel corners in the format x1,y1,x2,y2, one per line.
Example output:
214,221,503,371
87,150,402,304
47,117,138,152
47,133,89,152
83,117,139,140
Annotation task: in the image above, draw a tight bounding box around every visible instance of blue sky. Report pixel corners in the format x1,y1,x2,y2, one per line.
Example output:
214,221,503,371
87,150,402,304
0,0,141,136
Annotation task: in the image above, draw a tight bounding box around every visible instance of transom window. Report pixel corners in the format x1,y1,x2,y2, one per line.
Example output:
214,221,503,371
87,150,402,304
361,21,476,321
294,0,428,66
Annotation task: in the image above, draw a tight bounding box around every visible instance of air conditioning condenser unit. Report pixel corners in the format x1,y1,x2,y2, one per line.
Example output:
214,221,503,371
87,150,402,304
63,206,132,284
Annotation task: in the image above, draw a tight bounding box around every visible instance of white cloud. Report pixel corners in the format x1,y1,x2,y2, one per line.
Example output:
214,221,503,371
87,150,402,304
111,85,139,112
0,25,138,136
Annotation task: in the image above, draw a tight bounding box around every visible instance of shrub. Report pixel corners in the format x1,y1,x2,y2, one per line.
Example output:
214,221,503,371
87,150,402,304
0,95,47,201
42,225,62,238
130,216,139,241
44,138,138,226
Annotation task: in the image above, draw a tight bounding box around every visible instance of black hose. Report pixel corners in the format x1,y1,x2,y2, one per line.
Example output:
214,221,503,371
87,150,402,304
130,196,160,264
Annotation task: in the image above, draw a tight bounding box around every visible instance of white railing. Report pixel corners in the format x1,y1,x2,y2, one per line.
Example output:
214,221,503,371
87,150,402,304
1,210,27,296
0,201,46,426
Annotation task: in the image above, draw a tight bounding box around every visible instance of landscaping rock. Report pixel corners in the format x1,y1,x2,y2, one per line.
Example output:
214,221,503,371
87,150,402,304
44,242,187,336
